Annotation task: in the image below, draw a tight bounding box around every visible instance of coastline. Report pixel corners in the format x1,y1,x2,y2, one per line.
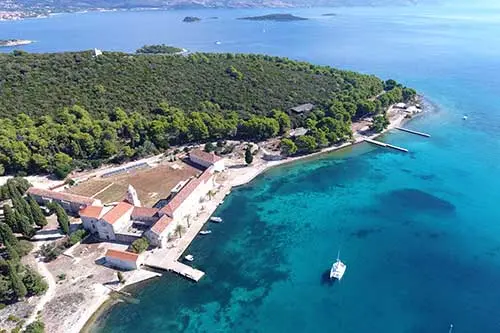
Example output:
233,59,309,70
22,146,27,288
80,102,422,332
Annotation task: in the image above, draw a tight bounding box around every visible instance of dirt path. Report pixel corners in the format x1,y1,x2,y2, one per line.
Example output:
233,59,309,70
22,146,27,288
24,249,57,328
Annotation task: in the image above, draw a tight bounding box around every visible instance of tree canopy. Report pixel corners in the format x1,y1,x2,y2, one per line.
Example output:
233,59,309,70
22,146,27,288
136,44,183,54
0,51,414,177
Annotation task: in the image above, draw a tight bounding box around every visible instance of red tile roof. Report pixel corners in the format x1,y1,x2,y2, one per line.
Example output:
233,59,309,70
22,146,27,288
79,205,104,219
28,187,96,206
131,207,159,219
189,149,222,164
159,168,214,217
150,215,173,234
100,202,133,225
105,249,139,262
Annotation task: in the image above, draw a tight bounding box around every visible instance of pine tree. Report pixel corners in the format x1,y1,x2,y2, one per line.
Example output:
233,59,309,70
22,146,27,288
13,197,34,225
54,204,70,235
0,223,19,248
3,205,19,233
7,262,27,299
27,196,47,227
17,215,35,239
5,243,19,262
13,209,24,233
7,181,23,200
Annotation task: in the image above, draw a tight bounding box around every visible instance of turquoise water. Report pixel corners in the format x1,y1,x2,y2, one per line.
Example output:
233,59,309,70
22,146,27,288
3,2,500,332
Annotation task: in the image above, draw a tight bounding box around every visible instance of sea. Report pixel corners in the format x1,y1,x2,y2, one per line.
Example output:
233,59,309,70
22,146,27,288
2,1,500,332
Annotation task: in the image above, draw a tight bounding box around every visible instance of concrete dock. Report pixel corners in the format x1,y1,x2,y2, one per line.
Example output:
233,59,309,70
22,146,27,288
145,255,205,282
395,127,431,137
364,138,408,153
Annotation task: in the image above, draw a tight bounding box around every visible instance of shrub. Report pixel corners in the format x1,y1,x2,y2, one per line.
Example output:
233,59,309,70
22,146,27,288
38,243,62,262
24,320,45,333
7,315,20,322
117,271,125,284
67,229,88,247
17,240,34,257
130,237,149,254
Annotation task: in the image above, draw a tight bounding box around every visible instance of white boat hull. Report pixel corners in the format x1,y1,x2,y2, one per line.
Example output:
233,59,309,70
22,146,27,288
330,260,346,280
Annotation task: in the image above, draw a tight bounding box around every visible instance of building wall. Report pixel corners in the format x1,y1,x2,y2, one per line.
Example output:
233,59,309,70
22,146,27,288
114,233,141,244
110,212,132,232
105,257,138,270
189,155,212,169
131,215,158,224
81,216,99,234
144,229,160,247
30,194,100,216
145,221,177,248
96,221,116,240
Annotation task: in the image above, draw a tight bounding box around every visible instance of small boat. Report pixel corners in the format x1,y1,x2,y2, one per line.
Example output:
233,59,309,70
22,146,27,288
199,230,212,235
330,251,347,280
215,41,221,45
463,115,468,120
210,216,223,223
184,254,194,262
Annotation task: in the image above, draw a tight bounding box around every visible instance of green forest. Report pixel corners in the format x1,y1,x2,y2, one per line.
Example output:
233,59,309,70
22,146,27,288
0,50,415,177
136,44,183,54
0,178,48,311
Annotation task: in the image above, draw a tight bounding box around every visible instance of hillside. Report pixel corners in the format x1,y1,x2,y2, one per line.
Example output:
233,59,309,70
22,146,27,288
0,51,414,177
0,51,382,118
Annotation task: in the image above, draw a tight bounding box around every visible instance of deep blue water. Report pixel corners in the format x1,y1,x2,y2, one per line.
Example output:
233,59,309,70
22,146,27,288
3,3,500,332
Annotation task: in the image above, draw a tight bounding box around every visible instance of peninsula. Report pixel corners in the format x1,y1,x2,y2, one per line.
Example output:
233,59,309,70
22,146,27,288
0,39,32,47
239,13,308,21
0,49,420,331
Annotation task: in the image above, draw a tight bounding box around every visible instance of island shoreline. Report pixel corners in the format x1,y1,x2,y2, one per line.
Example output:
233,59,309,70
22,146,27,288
81,100,427,332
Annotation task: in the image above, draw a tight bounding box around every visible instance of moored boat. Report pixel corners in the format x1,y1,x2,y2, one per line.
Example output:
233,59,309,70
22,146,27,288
185,254,194,262
210,216,223,223
200,230,212,235
330,251,347,280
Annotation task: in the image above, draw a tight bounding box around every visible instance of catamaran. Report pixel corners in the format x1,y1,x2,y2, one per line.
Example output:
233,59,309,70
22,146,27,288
330,251,347,280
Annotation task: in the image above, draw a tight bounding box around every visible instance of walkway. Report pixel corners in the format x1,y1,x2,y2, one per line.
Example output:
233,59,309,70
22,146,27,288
24,257,56,328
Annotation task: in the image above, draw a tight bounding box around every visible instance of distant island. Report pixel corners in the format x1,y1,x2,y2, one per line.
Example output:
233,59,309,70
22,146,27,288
0,1,431,21
183,16,201,22
136,44,184,54
239,14,308,22
0,39,32,47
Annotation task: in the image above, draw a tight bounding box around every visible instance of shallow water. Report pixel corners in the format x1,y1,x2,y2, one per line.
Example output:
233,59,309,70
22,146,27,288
3,2,500,332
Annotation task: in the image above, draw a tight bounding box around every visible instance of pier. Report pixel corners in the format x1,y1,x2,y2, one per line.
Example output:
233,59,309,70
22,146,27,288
145,256,205,282
395,127,431,137
364,138,409,153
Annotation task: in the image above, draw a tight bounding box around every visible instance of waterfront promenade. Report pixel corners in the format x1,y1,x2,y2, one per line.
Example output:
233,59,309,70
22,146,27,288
145,173,233,281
